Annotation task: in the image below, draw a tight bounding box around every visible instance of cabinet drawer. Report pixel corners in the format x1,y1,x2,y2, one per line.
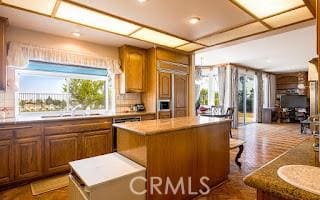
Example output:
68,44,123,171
141,114,156,121
44,122,112,135
0,130,13,140
159,112,171,119
15,124,42,138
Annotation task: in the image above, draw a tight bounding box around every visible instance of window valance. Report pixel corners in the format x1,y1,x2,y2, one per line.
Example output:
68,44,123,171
7,42,122,74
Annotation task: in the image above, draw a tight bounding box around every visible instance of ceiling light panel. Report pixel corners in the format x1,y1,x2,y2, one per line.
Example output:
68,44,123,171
196,22,268,46
233,0,305,18
55,1,141,35
177,43,205,52
2,0,57,15
131,28,189,48
263,7,313,28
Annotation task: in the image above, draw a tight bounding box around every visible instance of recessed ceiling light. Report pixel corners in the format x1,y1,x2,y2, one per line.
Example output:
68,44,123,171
72,32,81,37
2,0,57,15
233,0,305,18
189,17,200,24
131,28,189,48
55,1,141,35
137,0,148,3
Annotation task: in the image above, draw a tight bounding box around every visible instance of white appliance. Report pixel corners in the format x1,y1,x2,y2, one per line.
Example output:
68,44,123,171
69,153,146,200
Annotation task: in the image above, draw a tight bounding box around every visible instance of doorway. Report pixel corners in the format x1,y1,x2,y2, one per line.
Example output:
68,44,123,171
238,74,256,125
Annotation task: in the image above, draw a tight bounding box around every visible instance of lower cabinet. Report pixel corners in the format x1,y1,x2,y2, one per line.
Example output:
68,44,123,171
82,130,112,158
45,133,79,175
0,139,14,184
15,136,42,180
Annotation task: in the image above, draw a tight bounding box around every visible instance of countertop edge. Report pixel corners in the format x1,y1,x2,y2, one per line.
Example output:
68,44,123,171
113,118,232,135
0,112,156,125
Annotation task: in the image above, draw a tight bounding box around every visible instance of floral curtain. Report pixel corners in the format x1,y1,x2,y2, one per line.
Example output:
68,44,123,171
7,42,122,74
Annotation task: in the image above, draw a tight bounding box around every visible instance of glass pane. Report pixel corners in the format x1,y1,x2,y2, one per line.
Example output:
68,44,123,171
66,79,106,110
238,75,245,125
245,76,255,124
18,74,68,113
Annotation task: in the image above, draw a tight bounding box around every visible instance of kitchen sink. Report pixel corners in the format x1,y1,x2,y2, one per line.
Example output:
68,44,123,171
277,165,320,195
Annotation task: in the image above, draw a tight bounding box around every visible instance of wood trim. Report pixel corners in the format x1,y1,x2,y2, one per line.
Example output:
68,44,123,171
51,0,62,17
303,0,316,17
228,0,272,29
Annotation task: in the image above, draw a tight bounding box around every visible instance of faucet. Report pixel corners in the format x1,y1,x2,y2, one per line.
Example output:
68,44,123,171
71,104,82,116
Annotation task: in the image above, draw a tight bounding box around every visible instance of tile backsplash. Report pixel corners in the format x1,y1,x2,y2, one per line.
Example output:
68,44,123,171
0,91,15,118
114,75,142,113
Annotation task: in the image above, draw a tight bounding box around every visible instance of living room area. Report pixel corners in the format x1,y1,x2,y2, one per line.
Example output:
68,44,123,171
195,22,316,130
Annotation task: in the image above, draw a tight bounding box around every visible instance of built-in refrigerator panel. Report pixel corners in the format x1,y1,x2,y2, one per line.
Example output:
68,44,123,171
309,81,318,115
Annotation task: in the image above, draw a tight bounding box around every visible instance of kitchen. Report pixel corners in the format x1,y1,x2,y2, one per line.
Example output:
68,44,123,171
0,0,320,200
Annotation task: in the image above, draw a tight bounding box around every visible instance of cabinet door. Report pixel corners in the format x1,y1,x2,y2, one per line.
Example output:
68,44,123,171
159,72,171,99
15,136,42,180
125,47,146,93
0,140,14,184
45,133,79,174
81,130,112,158
0,18,7,90
174,74,188,117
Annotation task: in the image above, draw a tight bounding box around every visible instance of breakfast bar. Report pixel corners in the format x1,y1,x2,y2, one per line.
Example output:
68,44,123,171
113,116,232,200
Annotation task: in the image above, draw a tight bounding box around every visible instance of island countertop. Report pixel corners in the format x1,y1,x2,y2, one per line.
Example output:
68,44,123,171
244,139,320,200
113,116,231,135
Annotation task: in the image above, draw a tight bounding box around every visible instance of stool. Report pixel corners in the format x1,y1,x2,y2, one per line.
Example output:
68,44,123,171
230,138,245,168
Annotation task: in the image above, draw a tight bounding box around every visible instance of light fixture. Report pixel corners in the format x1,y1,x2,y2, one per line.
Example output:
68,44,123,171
177,43,204,52
196,22,268,46
2,0,57,15
55,1,141,36
189,17,200,24
263,7,313,28
233,0,305,18
131,28,189,48
72,32,81,37
137,0,148,3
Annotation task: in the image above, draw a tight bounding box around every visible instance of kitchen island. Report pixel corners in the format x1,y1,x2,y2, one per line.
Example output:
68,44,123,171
113,116,231,200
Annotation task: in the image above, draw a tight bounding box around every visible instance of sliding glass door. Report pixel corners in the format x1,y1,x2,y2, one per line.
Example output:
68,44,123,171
238,74,255,125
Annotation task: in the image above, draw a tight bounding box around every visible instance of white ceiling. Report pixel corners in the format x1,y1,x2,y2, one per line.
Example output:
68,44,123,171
0,5,153,48
195,25,316,73
71,0,253,40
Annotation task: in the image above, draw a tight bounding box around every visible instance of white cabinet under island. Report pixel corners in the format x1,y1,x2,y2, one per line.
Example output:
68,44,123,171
113,116,232,200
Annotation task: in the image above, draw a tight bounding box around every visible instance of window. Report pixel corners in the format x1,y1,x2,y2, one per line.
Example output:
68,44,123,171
196,68,220,106
16,61,115,115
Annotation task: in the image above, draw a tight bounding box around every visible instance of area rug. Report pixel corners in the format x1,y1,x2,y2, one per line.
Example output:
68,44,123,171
30,175,69,195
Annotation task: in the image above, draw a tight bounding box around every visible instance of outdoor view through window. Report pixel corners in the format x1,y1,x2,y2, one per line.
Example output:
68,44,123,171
17,62,114,115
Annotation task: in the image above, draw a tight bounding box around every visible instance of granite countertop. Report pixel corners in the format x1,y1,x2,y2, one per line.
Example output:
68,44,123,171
0,111,156,125
113,116,231,135
244,139,320,200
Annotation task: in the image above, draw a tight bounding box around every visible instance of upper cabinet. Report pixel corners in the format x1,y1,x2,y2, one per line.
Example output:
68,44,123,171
159,72,171,99
0,17,8,91
120,45,146,93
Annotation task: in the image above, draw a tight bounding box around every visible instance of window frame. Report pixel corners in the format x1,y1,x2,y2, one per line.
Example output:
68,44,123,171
15,69,115,116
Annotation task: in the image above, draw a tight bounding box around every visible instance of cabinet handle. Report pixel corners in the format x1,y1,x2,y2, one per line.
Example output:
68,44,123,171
0,126,33,131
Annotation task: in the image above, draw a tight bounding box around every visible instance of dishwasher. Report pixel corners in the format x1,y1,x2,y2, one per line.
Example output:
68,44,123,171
112,116,141,151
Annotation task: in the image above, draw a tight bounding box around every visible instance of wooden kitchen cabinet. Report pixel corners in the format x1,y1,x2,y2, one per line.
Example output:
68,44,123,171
15,136,42,180
159,111,171,119
0,17,8,91
0,139,14,184
45,133,79,174
141,114,156,121
81,130,112,158
174,74,188,118
120,45,146,93
159,72,171,99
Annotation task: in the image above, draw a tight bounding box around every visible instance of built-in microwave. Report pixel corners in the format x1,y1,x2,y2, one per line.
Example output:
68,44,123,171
158,100,171,111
